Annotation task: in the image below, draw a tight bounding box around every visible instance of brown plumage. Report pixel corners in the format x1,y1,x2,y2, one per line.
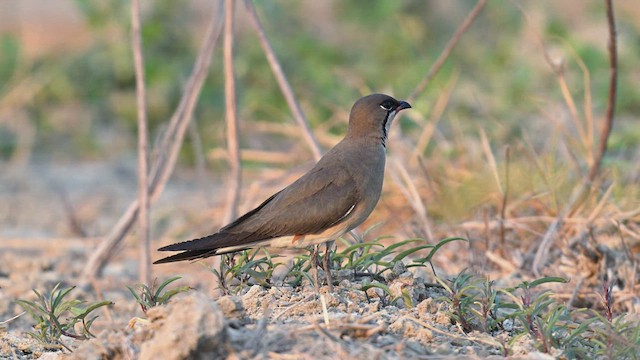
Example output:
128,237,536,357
154,94,411,264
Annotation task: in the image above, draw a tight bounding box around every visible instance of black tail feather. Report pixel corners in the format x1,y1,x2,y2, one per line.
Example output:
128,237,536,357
157,230,265,253
157,234,223,252
153,249,217,264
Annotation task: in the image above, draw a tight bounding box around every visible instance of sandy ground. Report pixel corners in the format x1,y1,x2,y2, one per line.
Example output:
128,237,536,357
0,161,632,359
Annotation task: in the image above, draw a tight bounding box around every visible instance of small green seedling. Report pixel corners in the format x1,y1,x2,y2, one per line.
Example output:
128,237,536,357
209,248,282,294
127,276,191,314
500,277,568,353
436,270,480,332
16,283,113,351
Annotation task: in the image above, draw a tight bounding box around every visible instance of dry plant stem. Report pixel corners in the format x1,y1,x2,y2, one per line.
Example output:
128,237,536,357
131,0,151,285
90,279,114,323
479,128,502,194
532,191,575,276
500,146,511,246
567,276,585,309
390,160,434,241
273,294,315,320
150,1,223,201
478,129,509,245
402,316,502,348
223,0,242,223
0,312,25,325
517,4,593,162
58,189,87,237
588,0,617,183
615,221,639,289
209,148,304,165
243,0,322,161
556,68,590,158
485,250,517,273
461,214,623,233
532,0,618,275
408,0,487,102
81,1,225,282
188,120,208,184
558,45,596,156
411,73,457,162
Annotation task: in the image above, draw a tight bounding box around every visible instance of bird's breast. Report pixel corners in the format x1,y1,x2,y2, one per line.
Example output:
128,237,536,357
342,144,386,230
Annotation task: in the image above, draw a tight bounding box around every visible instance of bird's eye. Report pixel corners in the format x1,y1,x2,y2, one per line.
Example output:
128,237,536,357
379,100,394,111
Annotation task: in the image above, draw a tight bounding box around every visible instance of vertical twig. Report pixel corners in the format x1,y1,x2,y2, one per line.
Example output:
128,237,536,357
390,160,434,242
408,0,487,102
243,0,322,161
150,1,223,200
223,0,242,223
516,0,618,276
411,72,458,162
57,188,87,237
587,0,617,183
81,0,225,282
499,146,510,246
515,3,594,165
188,120,208,185
479,128,502,195
131,0,151,285
531,0,618,275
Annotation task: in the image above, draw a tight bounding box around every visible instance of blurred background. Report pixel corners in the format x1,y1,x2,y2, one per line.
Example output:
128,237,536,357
0,0,639,281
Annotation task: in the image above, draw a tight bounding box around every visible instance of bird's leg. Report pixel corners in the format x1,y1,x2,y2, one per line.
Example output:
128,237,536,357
311,245,320,295
324,241,334,293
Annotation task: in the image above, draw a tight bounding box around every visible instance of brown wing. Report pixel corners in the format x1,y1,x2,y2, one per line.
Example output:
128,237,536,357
225,166,358,235
155,164,359,261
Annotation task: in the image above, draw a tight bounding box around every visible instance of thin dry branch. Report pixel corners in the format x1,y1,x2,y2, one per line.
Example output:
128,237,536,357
243,0,322,161
389,159,434,242
588,0,617,182
131,0,151,285
209,148,304,165
411,71,458,162
81,1,225,282
188,119,208,183
517,4,596,166
223,0,242,223
500,146,511,246
408,0,487,102
531,0,619,275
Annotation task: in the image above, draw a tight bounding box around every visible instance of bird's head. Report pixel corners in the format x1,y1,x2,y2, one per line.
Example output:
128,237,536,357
346,93,411,146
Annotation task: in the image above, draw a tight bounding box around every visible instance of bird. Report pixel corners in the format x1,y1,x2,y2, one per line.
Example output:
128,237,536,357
154,93,411,287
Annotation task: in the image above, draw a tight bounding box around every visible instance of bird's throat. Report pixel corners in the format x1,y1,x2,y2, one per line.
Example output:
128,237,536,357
381,110,397,147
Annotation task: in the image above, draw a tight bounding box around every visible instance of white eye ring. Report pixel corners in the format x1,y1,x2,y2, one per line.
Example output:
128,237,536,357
380,103,393,111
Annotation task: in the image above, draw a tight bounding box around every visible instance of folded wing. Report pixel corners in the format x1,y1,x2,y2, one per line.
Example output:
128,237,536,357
154,165,358,263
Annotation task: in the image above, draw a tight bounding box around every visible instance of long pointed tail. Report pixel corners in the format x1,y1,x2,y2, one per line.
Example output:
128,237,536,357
153,249,217,264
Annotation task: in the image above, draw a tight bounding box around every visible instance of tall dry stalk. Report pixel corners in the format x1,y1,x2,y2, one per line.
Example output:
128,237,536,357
243,0,322,161
223,0,242,223
530,0,618,275
408,0,488,103
131,0,151,285
500,146,511,246
388,0,486,244
81,1,225,283
587,0,617,183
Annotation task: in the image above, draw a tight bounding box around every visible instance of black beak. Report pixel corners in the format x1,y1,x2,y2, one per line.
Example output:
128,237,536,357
396,100,411,111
